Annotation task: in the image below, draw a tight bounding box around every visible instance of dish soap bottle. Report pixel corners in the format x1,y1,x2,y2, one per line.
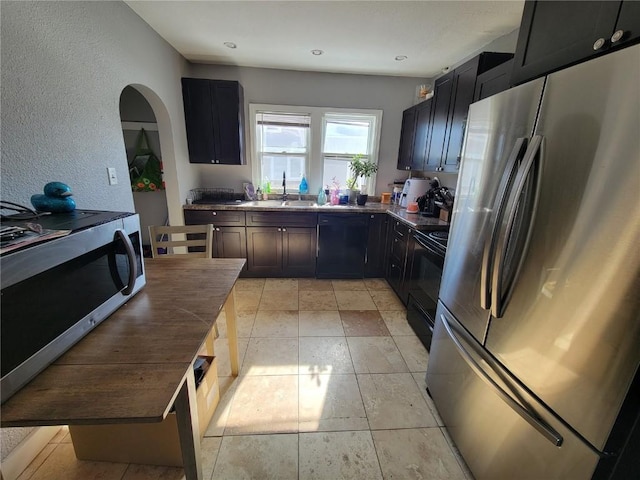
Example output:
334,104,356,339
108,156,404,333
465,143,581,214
299,175,309,195
317,187,327,206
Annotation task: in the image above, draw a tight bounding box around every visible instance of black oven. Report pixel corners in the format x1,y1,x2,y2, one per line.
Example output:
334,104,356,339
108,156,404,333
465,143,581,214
406,230,448,350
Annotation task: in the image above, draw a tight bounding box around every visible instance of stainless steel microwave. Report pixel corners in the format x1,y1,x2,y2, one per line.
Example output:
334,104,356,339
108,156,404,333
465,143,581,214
0,211,146,403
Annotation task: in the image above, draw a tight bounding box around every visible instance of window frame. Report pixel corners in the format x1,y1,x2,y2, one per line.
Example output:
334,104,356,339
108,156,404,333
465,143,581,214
249,103,382,195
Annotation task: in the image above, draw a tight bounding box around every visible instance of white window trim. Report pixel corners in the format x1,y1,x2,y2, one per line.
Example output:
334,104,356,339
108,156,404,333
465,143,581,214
249,103,383,195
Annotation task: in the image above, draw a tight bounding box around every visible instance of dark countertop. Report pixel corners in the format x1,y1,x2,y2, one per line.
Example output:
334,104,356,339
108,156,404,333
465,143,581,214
184,201,449,230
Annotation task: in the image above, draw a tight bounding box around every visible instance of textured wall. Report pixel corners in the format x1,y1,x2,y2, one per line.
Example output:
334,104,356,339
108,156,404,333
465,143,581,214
1,0,193,227
0,0,189,459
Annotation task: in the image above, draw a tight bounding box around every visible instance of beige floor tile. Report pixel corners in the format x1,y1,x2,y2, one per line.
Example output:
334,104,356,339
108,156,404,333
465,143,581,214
440,427,476,480
16,444,56,480
241,338,298,375
347,337,409,373
263,278,298,290
25,443,128,480
358,373,437,430
299,337,354,375
214,337,249,377
213,434,298,480
258,292,298,310
372,428,467,480
331,279,368,291
380,310,415,336
251,310,299,337
299,374,368,432
121,464,183,480
225,375,299,435
205,376,239,436
215,310,256,338
234,278,265,291
299,310,344,336
340,310,390,336
235,290,262,312
298,290,338,310
370,290,406,310
411,372,444,427
334,290,377,310
299,431,383,480
364,278,391,291
299,278,334,291
394,335,429,372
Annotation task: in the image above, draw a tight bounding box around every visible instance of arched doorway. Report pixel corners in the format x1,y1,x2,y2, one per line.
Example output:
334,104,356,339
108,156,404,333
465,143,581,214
119,86,169,257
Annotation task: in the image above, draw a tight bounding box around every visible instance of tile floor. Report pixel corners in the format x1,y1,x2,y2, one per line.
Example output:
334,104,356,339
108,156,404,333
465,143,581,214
16,278,473,480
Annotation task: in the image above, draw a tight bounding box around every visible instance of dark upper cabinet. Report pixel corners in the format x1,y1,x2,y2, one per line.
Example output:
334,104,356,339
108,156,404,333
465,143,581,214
410,99,434,171
425,71,454,172
511,1,640,86
474,59,514,102
181,78,244,165
426,52,513,172
397,106,418,170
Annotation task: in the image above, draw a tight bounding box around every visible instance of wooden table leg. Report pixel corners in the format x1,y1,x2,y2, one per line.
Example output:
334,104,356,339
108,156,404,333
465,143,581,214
223,287,240,376
175,368,202,480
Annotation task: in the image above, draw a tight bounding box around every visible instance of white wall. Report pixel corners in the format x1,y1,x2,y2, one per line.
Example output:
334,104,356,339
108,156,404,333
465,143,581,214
0,0,190,459
187,64,432,196
1,0,193,229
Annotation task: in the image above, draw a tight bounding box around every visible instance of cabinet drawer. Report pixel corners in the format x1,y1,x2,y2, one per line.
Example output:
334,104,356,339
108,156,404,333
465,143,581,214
184,210,245,226
392,219,410,238
246,211,317,227
391,235,408,262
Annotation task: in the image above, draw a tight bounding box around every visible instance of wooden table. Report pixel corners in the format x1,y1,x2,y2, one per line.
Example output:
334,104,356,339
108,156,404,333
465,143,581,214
0,257,245,480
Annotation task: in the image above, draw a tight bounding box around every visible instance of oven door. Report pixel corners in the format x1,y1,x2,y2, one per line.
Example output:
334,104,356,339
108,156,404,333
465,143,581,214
406,231,445,350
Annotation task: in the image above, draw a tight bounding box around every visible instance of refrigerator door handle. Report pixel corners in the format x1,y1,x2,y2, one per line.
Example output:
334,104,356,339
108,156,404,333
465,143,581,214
440,312,564,447
480,137,528,310
491,135,543,318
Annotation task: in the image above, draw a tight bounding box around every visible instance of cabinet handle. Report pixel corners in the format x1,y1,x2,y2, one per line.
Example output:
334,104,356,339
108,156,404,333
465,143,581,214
593,37,607,50
277,228,281,232
370,215,374,218
282,228,287,232
611,30,625,43
212,212,217,216
215,227,221,231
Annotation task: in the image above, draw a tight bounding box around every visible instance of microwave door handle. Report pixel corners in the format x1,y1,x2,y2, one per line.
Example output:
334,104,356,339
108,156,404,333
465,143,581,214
491,135,543,318
439,312,563,447
115,229,137,295
480,137,528,310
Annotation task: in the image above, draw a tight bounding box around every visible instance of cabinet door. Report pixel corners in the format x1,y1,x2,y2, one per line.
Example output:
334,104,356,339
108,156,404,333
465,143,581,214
410,100,433,171
282,227,317,277
364,214,388,278
246,227,282,276
214,226,247,269
397,106,417,170
511,1,622,86
211,81,243,165
181,78,216,164
614,1,640,48
473,59,514,102
442,57,479,172
425,72,454,171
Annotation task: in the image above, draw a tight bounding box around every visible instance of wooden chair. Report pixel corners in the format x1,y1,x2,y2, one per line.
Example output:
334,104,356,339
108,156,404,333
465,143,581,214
148,224,214,258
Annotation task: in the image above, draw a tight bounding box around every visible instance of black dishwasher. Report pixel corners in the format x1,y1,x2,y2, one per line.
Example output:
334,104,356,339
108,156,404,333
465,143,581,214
316,213,368,278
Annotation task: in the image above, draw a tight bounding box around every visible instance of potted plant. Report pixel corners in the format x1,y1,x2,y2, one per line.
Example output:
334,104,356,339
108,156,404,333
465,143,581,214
348,154,378,205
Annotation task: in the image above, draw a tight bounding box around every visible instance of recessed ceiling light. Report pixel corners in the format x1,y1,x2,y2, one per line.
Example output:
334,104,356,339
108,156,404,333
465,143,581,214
224,42,237,49
395,55,408,61
311,49,324,56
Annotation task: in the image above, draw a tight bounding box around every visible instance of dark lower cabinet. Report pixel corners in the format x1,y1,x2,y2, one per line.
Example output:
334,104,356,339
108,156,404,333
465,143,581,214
246,226,316,277
385,219,412,305
213,226,246,261
511,1,640,85
364,214,388,277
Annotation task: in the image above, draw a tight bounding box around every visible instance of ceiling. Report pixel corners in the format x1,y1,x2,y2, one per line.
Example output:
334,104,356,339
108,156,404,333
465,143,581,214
125,1,525,78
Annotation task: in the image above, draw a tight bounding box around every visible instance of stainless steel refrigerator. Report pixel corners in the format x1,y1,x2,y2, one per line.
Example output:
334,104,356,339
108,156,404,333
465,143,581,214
426,44,640,480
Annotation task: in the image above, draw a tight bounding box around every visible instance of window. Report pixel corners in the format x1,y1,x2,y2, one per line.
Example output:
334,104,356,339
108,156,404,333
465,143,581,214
250,104,382,195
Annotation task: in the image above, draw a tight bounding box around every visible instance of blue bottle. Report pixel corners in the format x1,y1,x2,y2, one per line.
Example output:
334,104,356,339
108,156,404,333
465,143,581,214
317,187,327,205
299,175,309,195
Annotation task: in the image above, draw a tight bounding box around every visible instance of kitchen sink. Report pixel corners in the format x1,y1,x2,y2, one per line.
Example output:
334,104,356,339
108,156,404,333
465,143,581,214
281,200,318,207
240,200,283,207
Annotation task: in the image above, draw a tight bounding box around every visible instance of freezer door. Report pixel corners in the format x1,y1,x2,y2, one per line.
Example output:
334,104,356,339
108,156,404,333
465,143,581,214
427,302,601,480
485,45,640,450
439,78,544,342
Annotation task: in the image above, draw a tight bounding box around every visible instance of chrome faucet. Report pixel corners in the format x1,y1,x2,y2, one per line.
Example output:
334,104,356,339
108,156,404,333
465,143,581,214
282,171,288,201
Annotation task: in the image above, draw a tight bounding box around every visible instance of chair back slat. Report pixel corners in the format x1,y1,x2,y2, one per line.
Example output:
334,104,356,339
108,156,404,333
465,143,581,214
148,224,214,258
